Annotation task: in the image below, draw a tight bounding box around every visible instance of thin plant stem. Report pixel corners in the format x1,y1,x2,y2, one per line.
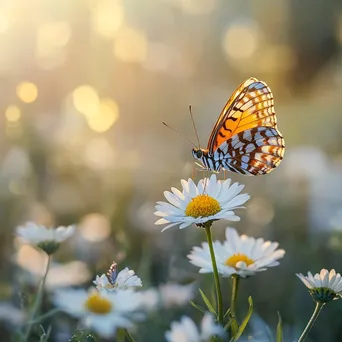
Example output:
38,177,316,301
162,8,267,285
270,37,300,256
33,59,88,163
298,301,325,342
230,275,240,336
204,224,223,324
125,329,136,342
22,254,51,342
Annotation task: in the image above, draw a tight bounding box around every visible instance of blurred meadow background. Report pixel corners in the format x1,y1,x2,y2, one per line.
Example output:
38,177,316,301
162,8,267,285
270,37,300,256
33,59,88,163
1,0,342,341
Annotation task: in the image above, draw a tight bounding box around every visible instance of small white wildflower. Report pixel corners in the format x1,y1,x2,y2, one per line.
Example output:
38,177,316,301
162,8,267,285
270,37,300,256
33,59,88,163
297,269,342,303
93,263,142,291
165,313,225,342
53,288,144,338
159,283,195,308
16,222,74,255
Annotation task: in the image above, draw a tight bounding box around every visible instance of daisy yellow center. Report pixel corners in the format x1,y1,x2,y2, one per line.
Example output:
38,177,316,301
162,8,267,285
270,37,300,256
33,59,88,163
225,253,254,268
185,195,221,218
85,293,112,315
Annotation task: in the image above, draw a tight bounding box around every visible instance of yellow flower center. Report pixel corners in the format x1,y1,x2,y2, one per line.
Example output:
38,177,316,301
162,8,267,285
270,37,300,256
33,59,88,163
85,293,112,315
185,195,221,218
225,253,254,268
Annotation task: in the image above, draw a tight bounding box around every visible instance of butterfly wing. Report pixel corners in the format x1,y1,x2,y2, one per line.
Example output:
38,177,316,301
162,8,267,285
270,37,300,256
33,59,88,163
215,127,285,175
207,77,277,154
106,261,118,285
207,77,284,175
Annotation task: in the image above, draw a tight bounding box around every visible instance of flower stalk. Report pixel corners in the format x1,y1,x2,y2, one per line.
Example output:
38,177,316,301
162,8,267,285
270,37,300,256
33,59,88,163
230,275,240,336
22,254,51,342
297,301,325,342
125,329,136,342
204,224,223,325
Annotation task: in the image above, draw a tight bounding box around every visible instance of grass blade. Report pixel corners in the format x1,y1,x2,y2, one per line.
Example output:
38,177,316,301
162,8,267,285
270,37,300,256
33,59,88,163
230,296,253,342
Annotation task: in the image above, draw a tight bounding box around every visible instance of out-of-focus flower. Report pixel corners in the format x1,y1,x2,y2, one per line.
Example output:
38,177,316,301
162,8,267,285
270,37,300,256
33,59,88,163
159,283,195,308
53,288,144,338
94,263,142,291
297,269,342,303
0,303,26,325
165,313,225,342
138,288,160,311
16,222,74,254
155,175,249,231
188,227,285,278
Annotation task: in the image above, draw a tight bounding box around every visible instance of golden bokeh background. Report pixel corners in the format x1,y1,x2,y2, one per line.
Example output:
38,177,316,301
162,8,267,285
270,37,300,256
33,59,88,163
1,0,342,341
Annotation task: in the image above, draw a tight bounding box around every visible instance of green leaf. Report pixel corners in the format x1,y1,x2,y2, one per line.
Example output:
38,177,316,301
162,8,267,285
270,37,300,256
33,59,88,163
224,318,232,331
276,312,283,342
39,325,51,342
224,308,231,318
189,300,207,314
230,296,253,342
199,288,217,316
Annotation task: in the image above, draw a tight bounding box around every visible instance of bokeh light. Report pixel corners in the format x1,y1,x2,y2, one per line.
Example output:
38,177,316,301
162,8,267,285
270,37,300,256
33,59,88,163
86,98,119,132
84,137,115,170
16,81,38,103
79,213,111,242
72,85,100,117
35,21,71,69
222,21,260,60
179,0,217,15
5,105,21,122
91,0,125,38
113,26,147,63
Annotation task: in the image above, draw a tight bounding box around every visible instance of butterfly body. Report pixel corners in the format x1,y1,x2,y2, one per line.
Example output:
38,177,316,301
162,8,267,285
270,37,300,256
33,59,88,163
192,77,285,176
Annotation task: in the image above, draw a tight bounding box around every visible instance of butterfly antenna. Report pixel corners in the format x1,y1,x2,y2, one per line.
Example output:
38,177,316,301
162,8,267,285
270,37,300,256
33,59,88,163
162,122,197,148
188,105,201,148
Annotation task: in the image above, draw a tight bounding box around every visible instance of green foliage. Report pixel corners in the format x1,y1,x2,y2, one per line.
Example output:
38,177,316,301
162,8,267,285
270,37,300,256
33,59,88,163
69,329,97,342
199,288,217,317
276,312,283,342
230,296,253,342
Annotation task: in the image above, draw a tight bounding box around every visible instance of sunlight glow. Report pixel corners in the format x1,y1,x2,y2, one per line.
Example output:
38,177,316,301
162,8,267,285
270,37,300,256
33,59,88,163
72,85,100,117
16,82,38,103
79,213,111,242
86,98,119,132
223,23,259,60
5,105,21,122
113,26,147,63
92,0,125,38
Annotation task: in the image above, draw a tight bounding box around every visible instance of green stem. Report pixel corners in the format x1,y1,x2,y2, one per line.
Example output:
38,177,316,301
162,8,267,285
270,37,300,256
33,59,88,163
125,329,136,342
204,225,223,324
230,275,240,336
22,254,51,342
27,308,60,325
298,301,325,342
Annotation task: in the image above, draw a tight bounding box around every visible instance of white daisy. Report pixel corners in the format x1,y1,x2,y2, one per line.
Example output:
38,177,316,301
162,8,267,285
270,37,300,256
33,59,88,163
297,269,342,302
165,313,225,342
159,283,195,308
16,222,74,255
94,267,142,291
53,288,144,338
155,174,250,231
188,227,285,278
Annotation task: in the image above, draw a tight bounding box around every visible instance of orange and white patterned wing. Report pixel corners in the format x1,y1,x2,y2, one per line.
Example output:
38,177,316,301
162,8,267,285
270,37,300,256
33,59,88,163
207,77,277,154
205,78,284,175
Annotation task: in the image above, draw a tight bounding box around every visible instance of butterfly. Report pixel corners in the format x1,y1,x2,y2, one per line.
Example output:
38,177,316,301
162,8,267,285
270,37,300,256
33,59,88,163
106,261,118,286
192,77,285,176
